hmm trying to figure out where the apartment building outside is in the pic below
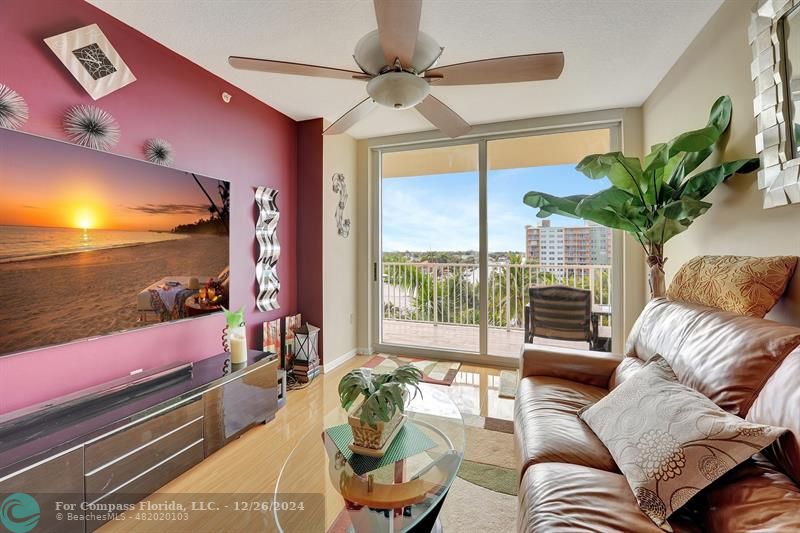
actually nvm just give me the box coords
[525,220,612,265]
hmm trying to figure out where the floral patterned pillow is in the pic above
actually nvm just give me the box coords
[666,255,797,318]
[578,355,785,531]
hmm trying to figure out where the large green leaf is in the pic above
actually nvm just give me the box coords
[662,197,711,220]
[574,188,642,232]
[706,95,733,132]
[644,210,693,245]
[644,96,733,175]
[644,126,721,173]
[523,192,585,218]
[680,158,760,199]
[577,153,647,198]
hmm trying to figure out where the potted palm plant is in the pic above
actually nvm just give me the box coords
[338,364,423,456]
[523,96,760,298]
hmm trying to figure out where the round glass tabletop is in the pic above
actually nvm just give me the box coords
[274,383,465,532]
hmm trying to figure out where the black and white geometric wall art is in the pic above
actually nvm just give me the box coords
[63,104,120,151]
[44,24,136,100]
[255,186,280,311]
[332,173,351,238]
[0,84,29,130]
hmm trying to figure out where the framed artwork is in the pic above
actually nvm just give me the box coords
[263,318,282,364]
[44,24,136,100]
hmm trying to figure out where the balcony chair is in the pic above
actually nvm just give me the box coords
[524,285,601,350]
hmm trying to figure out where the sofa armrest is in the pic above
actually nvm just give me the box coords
[519,343,623,388]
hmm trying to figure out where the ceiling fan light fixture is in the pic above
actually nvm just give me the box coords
[367,72,430,109]
[353,30,385,75]
[411,32,444,73]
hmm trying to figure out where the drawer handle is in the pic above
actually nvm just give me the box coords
[86,415,203,477]
[89,438,203,506]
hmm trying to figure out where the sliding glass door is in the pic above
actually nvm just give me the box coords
[379,143,480,353]
[374,125,620,363]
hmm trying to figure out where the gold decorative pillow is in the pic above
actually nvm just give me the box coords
[578,355,785,531]
[666,255,797,318]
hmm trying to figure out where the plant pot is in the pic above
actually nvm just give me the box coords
[348,408,405,455]
[347,390,409,455]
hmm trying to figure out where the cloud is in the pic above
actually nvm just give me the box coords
[128,203,210,215]
[22,205,40,209]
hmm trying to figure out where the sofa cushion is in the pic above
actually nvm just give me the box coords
[608,355,644,390]
[747,348,800,485]
[666,255,797,318]
[518,463,703,533]
[625,298,800,416]
[704,455,800,532]
[514,376,616,477]
[578,355,786,530]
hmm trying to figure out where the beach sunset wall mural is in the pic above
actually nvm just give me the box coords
[0,128,230,355]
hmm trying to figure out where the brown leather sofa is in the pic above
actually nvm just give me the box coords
[514,298,800,532]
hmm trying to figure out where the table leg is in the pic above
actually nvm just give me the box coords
[408,490,448,533]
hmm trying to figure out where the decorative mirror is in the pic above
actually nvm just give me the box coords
[750,0,800,208]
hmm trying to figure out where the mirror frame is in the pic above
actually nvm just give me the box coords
[750,0,800,208]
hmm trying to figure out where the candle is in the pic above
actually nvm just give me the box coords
[230,328,248,365]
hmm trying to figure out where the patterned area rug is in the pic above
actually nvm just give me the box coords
[363,354,461,386]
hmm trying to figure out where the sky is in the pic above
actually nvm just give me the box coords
[382,163,611,252]
[0,129,223,232]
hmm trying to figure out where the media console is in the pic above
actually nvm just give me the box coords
[0,350,278,532]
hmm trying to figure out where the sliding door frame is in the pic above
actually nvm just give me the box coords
[369,117,624,369]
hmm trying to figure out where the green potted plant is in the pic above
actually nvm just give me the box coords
[523,96,760,298]
[338,364,423,454]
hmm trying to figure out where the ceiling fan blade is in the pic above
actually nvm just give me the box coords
[426,52,565,85]
[324,98,379,135]
[415,95,471,138]
[228,56,363,80]
[373,0,422,67]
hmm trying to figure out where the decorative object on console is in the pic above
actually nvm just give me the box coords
[332,173,351,238]
[338,364,423,457]
[222,306,247,365]
[143,137,174,166]
[578,355,785,530]
[284,313,301,369]
[292,323,320,383]
[523,96,760,298]
[0,83,29,130]
[667,255,798,318]
[255,186,280,311]
[749,0,800,208]
[62,104,120,150]
[44,23,136,100]
[263,318,282,364]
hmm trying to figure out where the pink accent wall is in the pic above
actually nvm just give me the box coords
[0,0,298,414]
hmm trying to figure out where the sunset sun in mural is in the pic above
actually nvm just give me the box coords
[75,208,96,230]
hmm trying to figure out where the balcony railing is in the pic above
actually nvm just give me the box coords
[382,262,612,331]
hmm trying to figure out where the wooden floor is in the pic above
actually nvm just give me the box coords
[100,355,516,533]
[382,319,598,357]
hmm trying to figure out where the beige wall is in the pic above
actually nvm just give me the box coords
[642,0,800,325]
[322,131,360,363]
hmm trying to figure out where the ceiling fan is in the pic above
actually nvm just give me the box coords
[229,0,564,138]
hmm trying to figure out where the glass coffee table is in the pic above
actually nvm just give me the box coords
[274,384,465,532]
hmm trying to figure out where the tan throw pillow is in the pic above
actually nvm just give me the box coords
[578,355,785,531]
[666,255,797,318]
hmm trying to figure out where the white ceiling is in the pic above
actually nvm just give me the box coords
[88,0,723,139]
